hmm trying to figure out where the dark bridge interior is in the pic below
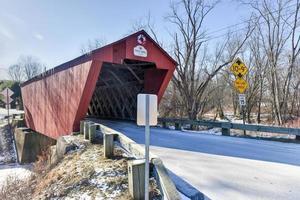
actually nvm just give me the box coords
[88,59,158,120]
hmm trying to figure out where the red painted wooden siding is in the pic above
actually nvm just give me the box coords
[21,30,177,139]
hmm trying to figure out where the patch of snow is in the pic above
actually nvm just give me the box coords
[0,108,24,116]
[0,164,32,188]
[65,192,93,200]
[182,127,222,136]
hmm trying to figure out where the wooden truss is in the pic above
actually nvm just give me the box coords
[88,61,155,120]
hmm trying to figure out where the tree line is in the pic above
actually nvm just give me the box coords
[8,0,300,126]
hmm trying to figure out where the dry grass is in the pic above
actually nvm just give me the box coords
[0,135,163,200]
[32,137,132,200]
[0,174,35,200]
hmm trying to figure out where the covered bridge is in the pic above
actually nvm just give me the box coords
[21,30,177,139]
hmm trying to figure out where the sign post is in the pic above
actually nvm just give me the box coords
[1,88,14,126]
[230,58,248,136]
[137,94,158,200]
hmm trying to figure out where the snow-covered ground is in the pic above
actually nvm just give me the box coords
[0,120,31,190]
[0,124,16,164]
[100,120,300,200]
[0,164,32,189]
[0,108,24,119]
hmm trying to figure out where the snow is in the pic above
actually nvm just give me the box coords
[0,108,24,119]
[0,124,16,164]
[0,164,32,189]
[182,127,222,136]
[99,120,300,200]
[0,120,30,190]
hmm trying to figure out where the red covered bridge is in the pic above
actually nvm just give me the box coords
[21,30,177,139]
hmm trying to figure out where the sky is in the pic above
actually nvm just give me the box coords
[0,0,249,80]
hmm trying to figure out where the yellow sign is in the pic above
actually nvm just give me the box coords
[230,58,248,78]
[234,78,248,93]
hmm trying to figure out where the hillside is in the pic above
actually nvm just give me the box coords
[0,134,161,200]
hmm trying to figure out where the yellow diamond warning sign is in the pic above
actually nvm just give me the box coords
[230,58,248,78]
[234,78,248,93]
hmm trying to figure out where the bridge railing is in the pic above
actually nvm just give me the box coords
[158,118,300,139]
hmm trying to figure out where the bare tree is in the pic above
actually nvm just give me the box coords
[8,64,23,83]
[248,30,268,123]
[20,56,43,80]
[168,0,254,121]
[281,0,300,118]
[129,13,163,47]
[80,38,107,55]
[247,0,299,124]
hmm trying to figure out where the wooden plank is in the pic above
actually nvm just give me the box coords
[152,158,181,200]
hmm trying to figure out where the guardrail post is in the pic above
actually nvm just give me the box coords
[128,159,145,200]
[104,133,115,158]
[80,121,85,134]
[175,122,181,130]
[84,121,92,140]
[162,122,167,129]
[89,124,97,144]
[221,128,230,136]
[221,122,231,136]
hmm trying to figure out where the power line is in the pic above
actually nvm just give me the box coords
[164,2,298,49]
[206,9,298,42]
[205,2,298,36]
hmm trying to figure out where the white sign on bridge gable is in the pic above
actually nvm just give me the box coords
[133,45,148,57]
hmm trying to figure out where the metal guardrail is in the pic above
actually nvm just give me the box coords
[83,120,182,200]
[158,118,300,137]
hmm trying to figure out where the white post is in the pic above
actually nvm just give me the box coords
[145,94,150,200]
[137,93,157,200]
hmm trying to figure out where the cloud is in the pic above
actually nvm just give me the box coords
[34,33,44,41]
[0,26,14,40]
[2,13,25,26]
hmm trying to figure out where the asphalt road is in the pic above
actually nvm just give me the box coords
[100,120,300,200]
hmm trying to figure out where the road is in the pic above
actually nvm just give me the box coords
[100,120,300,200]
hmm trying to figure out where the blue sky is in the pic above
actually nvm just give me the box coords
[0,0,249,79]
